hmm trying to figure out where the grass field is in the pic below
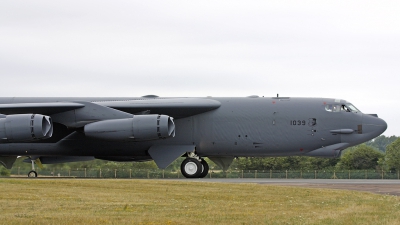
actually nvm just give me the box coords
[0,179,399,224]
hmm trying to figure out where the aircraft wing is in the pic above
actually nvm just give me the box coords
[0,98,221,119]
[96,98,221,119]
[0,102,85,115]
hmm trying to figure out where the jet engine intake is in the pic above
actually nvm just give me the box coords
[0,114,53,142]
[84,114,175,141]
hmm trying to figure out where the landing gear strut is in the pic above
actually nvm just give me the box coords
[180,153,209,178]
[28,159,38,178]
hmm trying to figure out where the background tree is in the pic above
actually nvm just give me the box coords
[235,157,300,170]
[385,138,400,171]
[298,157,339,170]
[337,144,384,170]
[366,135,398,152]
[234,156,338,171]
[0,167,10,176]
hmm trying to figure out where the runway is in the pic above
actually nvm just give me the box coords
[7,177,400,196]
[180,179,400,196]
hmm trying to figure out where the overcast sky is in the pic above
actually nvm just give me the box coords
[0,1,399,136]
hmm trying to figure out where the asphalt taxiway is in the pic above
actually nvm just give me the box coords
[182,179,400,196]
[7,177,400,196]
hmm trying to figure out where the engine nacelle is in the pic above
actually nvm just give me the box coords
[84,114,175,141]
[0,114,53,142]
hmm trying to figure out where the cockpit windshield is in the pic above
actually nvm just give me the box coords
[346,104,360,112]
[324,104,361,113]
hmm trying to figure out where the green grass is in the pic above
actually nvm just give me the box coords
[0,179,399,224]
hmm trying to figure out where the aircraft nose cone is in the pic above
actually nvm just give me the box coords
[362,115,387,136]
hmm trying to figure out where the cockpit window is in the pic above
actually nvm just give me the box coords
[325,104,341,112]
[346,104,360,112]
[341,105,351,112]
[325,104,361,113]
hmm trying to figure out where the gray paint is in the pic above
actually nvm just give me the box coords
[0,156,17,169]
[0,114,53,142]
[52,101,133,127]
[0,96,387,170]
[0,102,84,115]
[148,145,195,169]
[84,115,175,141]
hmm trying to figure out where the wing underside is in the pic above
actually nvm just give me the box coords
[0,102,84,115]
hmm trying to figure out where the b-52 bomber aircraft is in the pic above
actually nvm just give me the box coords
[0,96,387,178]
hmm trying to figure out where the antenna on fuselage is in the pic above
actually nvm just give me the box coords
[277,93,279,97]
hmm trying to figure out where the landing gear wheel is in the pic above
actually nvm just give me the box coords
[181,158,202,178]
[28,170,37,178]
[198,160,209,178]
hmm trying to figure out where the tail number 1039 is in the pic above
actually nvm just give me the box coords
[290,120,306,126]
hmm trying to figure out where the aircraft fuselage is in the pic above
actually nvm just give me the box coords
[0,97,386,160]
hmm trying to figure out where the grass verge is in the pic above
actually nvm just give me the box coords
[0,179,399,224]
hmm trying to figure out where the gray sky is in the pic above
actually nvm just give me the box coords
[0,1,399,136]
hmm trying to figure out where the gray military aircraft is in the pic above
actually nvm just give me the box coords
[0,96,387,178]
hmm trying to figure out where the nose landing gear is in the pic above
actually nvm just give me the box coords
[28,170,38,177]
[27,158,40,178]
[180,153,209,178]
[28,159,38,177]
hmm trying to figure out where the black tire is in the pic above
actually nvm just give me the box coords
[181,158,202,178]
[28,170,37,178]
[198,160,209,178]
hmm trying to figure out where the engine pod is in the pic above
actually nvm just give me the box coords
[133,114,175,139]
[0,114,53,142]
[84,114,175,141]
